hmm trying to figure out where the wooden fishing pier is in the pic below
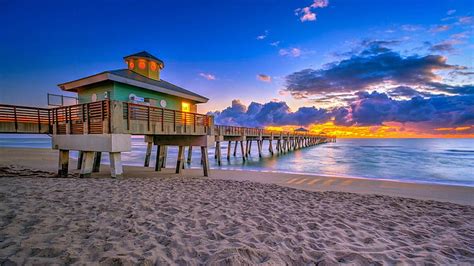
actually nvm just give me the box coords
[0,51,334,178]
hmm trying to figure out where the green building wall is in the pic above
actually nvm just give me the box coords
[77,83,113,104]
[77,82,197,112]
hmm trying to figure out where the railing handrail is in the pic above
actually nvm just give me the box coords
[0,103,51,111]
[214,124,323,137]
[0,100,333,138]
[125,101,209,118]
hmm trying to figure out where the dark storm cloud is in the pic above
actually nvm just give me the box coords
[208,100,330,127]
[428,83,474,95]
[285,45,462,98]
[388,86,427,98]
[333,91,474,126]
[211,91,474,128]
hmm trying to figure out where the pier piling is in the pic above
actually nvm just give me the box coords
[201,146,209,177]
[187,146,193,164]
[155,145,163,171]
[58,149,69,177]
[79,151,95,178]
[176,146,185,174]
[216,141,222,165]
[144,142,153,167]
[109,152,123,178]
[93,152,101,172]
[227,141,231,160]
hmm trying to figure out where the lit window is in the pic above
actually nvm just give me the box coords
[150,61,157,71]
[182,102,190,112]
[128,61,135,69]
[138,60,146,69]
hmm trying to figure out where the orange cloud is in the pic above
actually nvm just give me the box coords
[257,74,272,82]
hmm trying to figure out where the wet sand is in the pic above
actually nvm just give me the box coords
[0,148,473,264]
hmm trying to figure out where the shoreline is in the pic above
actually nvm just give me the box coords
[1,147,473,206]
[210,166,474,188]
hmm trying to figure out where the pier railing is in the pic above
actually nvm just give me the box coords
[122,102,211,135]
[0,100,213,135]
[50,100,110,134]
[0,101,330,138]
[0,104,51,133]
[214,125,321,137]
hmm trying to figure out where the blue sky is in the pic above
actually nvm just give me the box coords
[0,0,473,136]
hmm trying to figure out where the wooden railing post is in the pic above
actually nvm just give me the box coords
[173,110,176,132]
[68,106,72,134]
[107,100,111,133]
[37,109,41,133]
[184,112,187,133]
[127,103,131,131]
[194,113,196,133]
[13,106,18,132]
[48,109,52,134]
[161,109,164,132]
[55,109,59,134]
[87,103,91,134]
[147,105,150,131]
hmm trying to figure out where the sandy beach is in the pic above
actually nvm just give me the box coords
[1,148,473,265]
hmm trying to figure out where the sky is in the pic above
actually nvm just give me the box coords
[0,0,473,137]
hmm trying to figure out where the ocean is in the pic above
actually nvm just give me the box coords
[1,135,473,187]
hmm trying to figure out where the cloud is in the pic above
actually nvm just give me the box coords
[401,24,423,32]
[279,48,302,57]
[426,37,463,53]
[430,25,451,33]
[458,16,473,25]
[284,44,463,98]
[210,92,474,129]
[427,41,456,53]
[199,73,216,80]
[330,39,401,59]
[333,91,474,127]
[388,86,428,98]
[270,41,280,47]
[450,31,469,40]
[209,100,331,127]
[295,0,329,22]
[298,7,316,22]
[447,9,456,15]
[257,74,272,82]
[256,30,268,40]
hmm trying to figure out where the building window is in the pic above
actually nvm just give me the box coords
[182,102,190,112]
[150,61,157,71]
[138,60,146,69]
[128,61,134,69]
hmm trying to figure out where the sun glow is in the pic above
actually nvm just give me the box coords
[264,122,474,138]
